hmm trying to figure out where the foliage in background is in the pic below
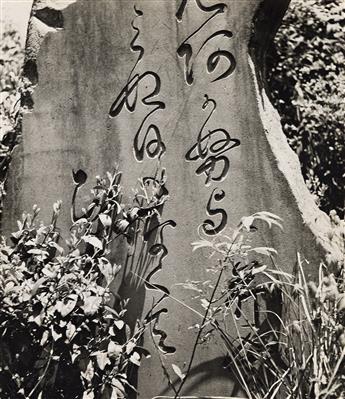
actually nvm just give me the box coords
[267,0,345,217]
[0,168,169,398]
[0,25,24,211]
[0,25,23,133]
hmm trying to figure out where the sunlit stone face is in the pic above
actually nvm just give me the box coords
[4,0,336,397]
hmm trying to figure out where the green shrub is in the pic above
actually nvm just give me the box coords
[267,0,345,217]
[0,169,168,398]
[0,25,24,211]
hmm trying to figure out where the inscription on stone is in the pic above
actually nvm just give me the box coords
[3,0,339,397]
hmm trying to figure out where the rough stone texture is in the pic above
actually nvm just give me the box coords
[3,0,342,397]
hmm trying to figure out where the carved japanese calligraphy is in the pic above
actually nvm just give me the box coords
[109,7,166,162]
[176,1,235,84]
[186,95,240,186]
[143,218,177,354]
[202,188,227,235]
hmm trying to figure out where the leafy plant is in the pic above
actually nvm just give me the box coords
[0,168,168,398]
[150,212,282,396]
[168,212,344,398]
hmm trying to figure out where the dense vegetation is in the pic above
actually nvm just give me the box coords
[0,169,164,398]
[0,26,24,211]
[267,0,345,217]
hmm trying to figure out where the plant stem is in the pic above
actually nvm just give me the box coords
[27,344,54,398]
[323,346,345,398]
[174,265,225,398]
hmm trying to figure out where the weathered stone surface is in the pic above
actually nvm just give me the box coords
[3,0,342,397]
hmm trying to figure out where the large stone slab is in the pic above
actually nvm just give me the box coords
[3,0,341,397]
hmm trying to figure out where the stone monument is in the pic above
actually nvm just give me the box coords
[3,0,341,397]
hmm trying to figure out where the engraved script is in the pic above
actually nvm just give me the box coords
[178,0,240,236]
[176,0,236,85]
[109,7,166,162]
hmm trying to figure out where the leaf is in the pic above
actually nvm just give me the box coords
[59,294,78,317]
[108,341,122,358]
[188,323,200,330]
[66,322,76,341]
[30,313,44,326]
[111,379,125,398]
[114,320,124,330]
[172,363,185,381]
[53,200,62,214]
[240,216,254,232]
[252,212,283,230]
[252,265,268,275]
[114,219,129,233]
[96,352,110,370]
[129,351,141,366]
[191,240,213,251]
[82,391,94,399]
[30,277,47,296]
[250,247,278,256]
[28,248,49,256]
[71,345,81,363]
[51,327,62,341]
[73,217,89,226]
[128,207,139,220]
[110,387,118,399]
[201,298,209,310]
[268,269,292,278]
[81,361,94,383]
[98,259,120,284]
[42,265,58,278]
[82,235,103,250]
[40,330,49,346]
[99,213,112,227]
[72,169,87,186]
[48,241,64,254]
[177,282,202,293]
[126,341,136,355]
[254,211,283,221]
